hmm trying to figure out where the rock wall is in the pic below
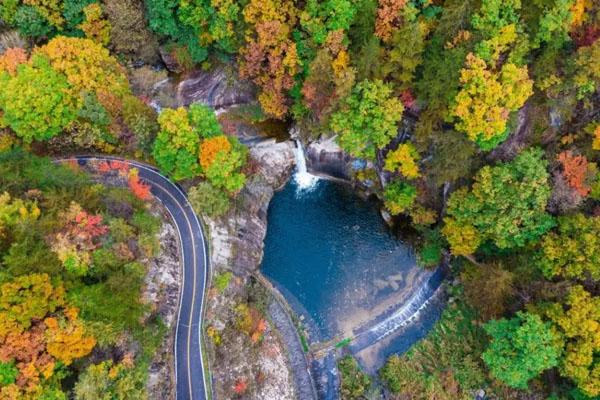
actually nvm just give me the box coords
[207,139,296,274]
[305,136,352,182]
[203,139,301,400]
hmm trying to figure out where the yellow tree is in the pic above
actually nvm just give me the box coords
[384,143,420,179]
[79,4,112,46]
[35,36,130,105]
[453,53,533,150]
[45,308,96,366]
[548,286,600,397]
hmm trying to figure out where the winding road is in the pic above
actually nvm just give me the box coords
[57,156,209,400]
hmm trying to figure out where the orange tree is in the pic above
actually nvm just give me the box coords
[153,103,247,189]
[0,274,95,398]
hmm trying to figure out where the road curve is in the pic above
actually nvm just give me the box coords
[56,156,209,400]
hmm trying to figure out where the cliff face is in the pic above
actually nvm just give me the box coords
[207,139,296,275]
[203,138,301,400]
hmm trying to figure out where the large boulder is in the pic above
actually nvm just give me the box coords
[177,66,256,109]
[305,136,352,182]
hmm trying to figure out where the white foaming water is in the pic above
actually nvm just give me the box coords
[364,276,441,343]
[294,140,319,193]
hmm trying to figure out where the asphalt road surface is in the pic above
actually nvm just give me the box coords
[57,156,209,400]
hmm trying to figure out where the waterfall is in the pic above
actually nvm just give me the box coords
[294,140,319,192]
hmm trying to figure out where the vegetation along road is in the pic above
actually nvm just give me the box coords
[59,156,210,400]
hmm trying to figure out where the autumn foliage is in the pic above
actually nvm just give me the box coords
[453,53,533,150]
[557,150,594,196]
[200,136,232,171]
[0,48,27,76]
[51,202,108,275]
[127,168,152,200]
[0,274,94,397]
[235,304,267,344]
[385,143,420,179]
[375,0,407,41]
[239,0,300,118]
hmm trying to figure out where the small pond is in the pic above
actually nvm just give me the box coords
[261,172,442,358]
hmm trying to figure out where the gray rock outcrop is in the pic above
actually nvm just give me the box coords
[305,136,352,182]
[177,66,257,109]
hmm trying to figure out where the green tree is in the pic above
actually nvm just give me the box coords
[532,0,574,49]
[330,80,404,160]
[188,182,231,218]
[380,5,427,91]
[442,148,554,255]
[74,360,146,400]
[471,0,521,39]
[538,214,600,281]
[300,0,356,46]
[188,103,224,139]
[482,311,562,389]
[0,55,78,142]
[203,138,247,193]
[152,107,201,180]
[0,361,18,386]
[145,0,207,62]
[383,181,416,215]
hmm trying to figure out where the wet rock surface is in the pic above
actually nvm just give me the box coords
[268,300,317,400]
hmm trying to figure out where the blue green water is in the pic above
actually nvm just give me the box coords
[261,178,432,341]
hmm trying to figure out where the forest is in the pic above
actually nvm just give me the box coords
[0,0,598,399]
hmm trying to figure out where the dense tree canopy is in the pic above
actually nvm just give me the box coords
[443,148,554,255]
[547,286,600,397]
[482,312,562,389]
[330,79,404,161]
[153,106,201,180]
[452,53,533,150]
[538,214,600,281]
[0,0,599,398]
[0,54,78,142]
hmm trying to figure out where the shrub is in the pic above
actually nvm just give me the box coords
[213,271,232,293]
[383,181,417,215]
[188,182,231,218]
[338,356,371,399]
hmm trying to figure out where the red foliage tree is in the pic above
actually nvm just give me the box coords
[233,377,248,394]
[557,151,593,196]
[127,168,151,200]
